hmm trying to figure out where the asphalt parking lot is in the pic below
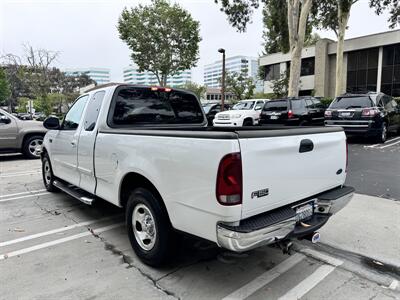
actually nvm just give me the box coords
[0,141,399,300]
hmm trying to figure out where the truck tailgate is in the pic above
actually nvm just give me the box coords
[239,130,347,219]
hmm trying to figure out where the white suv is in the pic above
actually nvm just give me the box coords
[213,99,267,127]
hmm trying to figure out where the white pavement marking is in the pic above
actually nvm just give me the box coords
[0,189,46,199]
[0,223,123,260]
[0,192,50,202]
[277,264,336,300]
[222,253,305,300]
[364,137,400,149]
[299,248,344,267]
[388,279,399,291]
[0,215,121,247]
[0,170,41,178]
[378,140,400,149]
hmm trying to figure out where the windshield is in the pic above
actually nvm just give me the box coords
[263,100,288,111]
[202,104,213,114]
[232,101,255,110]
[330,96,373,109]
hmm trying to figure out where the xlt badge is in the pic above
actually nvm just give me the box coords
[251,188,269,199]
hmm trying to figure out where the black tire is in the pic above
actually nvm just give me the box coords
[126,188,176,267]
[23,135,44,159]
[42,153,59,192]
[376,122,388,143]
[243,119,253,126]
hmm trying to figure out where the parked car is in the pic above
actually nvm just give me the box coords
[33,112,46,121]
[16,113,33,120]
[259,97,326,126]
[202,102,230,126]
[213,99,267,126]
[324,92,400,143]
[41,84,353,266]
[0,108,47,158]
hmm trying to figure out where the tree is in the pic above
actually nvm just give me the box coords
[0,68,11,107]
[216,0,313,97]
[369,0,400,28]
[271,70,289,98]
[222,70,256,100]
[118,0,201,86]
[177,81,206,99]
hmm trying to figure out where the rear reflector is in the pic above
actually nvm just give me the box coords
[288,110,293,119]
[216,153,242,205]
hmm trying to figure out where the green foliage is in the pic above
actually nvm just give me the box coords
[271,70,289,98]
[223,70,256,100]
[177,81,206,99]
[320,97,334,107]
[369,0,400,28]
[252,92,275,99]
[16,97,30,113]
[118,0,201,86]
[0,68,11,106]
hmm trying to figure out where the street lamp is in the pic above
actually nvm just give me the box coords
[218,48,226,111]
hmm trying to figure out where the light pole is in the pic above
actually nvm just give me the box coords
[218,48,226,111]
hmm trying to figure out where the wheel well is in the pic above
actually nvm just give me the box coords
[243,117,253,124]
[119,173,169,217]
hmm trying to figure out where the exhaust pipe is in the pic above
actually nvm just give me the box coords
[304,232,321,244]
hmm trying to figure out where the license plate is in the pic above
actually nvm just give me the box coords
[295,203,314,222]
[270,116,278,120]
[341,112,351,117]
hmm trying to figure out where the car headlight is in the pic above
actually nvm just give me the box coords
[232,114,242,119]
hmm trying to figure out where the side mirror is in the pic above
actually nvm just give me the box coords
[0,115,11,124]
[43,116,60,130]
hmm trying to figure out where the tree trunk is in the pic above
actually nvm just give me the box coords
[287,0,312,97]
[335,5,351,97]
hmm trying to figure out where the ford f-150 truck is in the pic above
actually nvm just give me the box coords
[41,84,354,266]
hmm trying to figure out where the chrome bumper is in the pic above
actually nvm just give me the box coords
[216,187,354,252]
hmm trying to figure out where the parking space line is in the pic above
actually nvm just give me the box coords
[0,171,41,178]
[222,253,305,300]
[0,223,123,261]
[388,279,399,291]
[0,189,46,199]
[277,264,336,300]
[364,137,400,149]
[0,215,121,247]
[378,140,400,149]
[0,192,50,202]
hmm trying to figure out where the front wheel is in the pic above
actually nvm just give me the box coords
[42,154,59,192]
[243,119,253,126]
[126,188,176,266]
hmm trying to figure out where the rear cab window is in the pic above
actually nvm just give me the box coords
[330,96,373,109]
[109,87,205,126]
[263,100,288,112]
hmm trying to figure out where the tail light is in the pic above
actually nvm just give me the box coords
[324,110,332,117]
[288,110,293,119]
[216,153,242,205]
[150,87,172,92]
[361,108,379,117]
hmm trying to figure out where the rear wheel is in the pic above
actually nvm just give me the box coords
[126,188,176,266]
[23,135,43,159]
[376,122,387,143]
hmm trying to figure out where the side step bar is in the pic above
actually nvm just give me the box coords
[53,180,95,205]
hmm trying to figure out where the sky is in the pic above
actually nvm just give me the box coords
[0,0,396,84]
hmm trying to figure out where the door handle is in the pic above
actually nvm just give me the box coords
[299,139,314,153]
[71,141,77,147]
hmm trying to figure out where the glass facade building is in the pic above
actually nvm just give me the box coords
[64,68,110,85]
[123,64,192,87]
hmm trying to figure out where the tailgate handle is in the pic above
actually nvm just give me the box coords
[299,139,314,153]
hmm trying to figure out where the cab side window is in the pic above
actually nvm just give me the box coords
[62,95,89,130]
[84,91,105,131]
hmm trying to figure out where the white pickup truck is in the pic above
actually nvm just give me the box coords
[41,84,354,266]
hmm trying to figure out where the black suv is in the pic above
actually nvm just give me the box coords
[259,97,326,126]
[324,92,400,143]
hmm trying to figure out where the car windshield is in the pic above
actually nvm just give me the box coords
[232,101,255,110]
[330,96,373,109]
[263,100,288,111]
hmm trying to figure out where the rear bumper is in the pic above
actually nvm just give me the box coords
[216,186,354,252]
[324,120,381,135]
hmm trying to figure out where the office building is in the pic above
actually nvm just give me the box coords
[64,68,111,85]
